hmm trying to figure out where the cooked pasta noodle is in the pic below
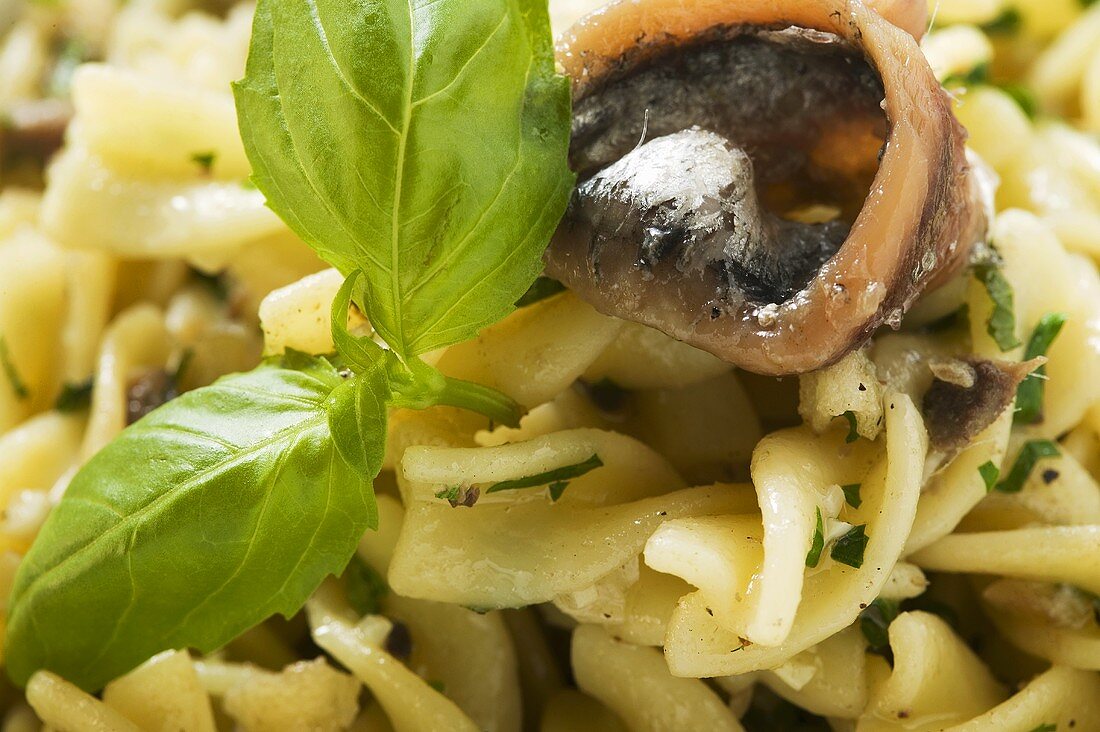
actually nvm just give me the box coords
[0,0,1098,729]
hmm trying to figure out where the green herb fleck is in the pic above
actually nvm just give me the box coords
[434,484,479,508]
[427,679,446,694]
[996,440,1061,493]
[982,7,1022,34]
[974,262,1022,351]
[487,454,603,494]
[55,379,94,413]
[805,508,825,568]
[516,277,565,307]
[344,555,387,616]
[0,336,28,400]
[548,481,569,502]
[841,483,862,509]
[1027,725,1056,732]
[190,151,217,174]
[978,460,1000,492]
[837,411,859,443]
[830,525,869,568]
[943,62,990,88]
[860,598,900,655]
[999,83,1039,119]
[1015,313,1068,425]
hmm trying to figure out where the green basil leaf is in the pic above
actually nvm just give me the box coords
[805,508,824,569]
[5,356,381,691]
[1014,312,1068,425]
[330,271,385,374]
[233,0,574,359]
[830,524,869,568]
[995,439,1061,493]
[516,276,566,308]
[326,367,390,479]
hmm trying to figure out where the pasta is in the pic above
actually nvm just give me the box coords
[0,0,1098,729]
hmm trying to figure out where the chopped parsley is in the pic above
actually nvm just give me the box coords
[943,63,990,88]
[548,481,568,502]
[515,276,565,307]
[805,508,825,568]
[0,336,28,400]
[830,525,869,568]
[978,460,1000,492]
[841,483,862,509]
[55,378,94,412]
[344,555,387,616]
[995,440,1061,493]
[860,598,900,656]
[1015,313,1068,425]
[1000,83,1039,119]
[974,262,1022,351]
[982,7,1022,34]
[486,454,603,494]
[837,411,859,443]
[190,151,217,174]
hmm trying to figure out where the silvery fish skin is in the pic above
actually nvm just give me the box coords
[549,0,988,376]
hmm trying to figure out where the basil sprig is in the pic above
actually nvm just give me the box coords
[6,0,573,690]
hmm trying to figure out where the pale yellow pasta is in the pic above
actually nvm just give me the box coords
[26,670,141,732]
[904,409,1011,554]
[856,612,1006,731]
[260,268,348,357]
[798,347,884,441]
[626,372,762,484]
[582,321,729,390]
[0,21,46,106]
[0,228,67,431]
[754,625,869,720]
[946,666,1100,731]
[41,144,284,260]
[571,625,744,732]
[662,394,926,677]
[911,527,1100,595]
[953,87,1033,170]
[2,0,1100,725]
[306,582,479,732]
[961,447,1100,529]
[221,657,361,732]
[102,650,216,732]
[539,689,627,732]
[436,292,623,408]
[979,211,1100,437]
[921,25,993,82]
[81,304,173,458]
[71,63,250,180]
[382,596,522,732]
[1030,3,1100,115]
[60,251,117,383]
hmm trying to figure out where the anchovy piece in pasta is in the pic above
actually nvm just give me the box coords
[549,0,989,375]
